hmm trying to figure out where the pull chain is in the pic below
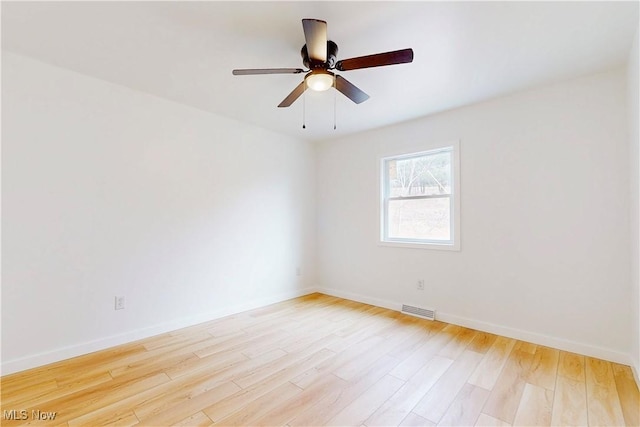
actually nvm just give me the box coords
[302,88,306,129]
[333,75,337,130]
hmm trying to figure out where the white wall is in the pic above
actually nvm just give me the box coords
[1,52,316,374]
[316,68,631,363]
[628,26,640,381]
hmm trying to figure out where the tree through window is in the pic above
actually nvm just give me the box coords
[381,145,459,248]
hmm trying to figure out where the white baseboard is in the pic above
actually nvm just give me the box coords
[317,287,634,367]
[1,287,317,376]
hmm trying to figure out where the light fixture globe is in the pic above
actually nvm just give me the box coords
[305,71,334,92]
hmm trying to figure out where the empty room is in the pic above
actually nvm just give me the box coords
[1,1,639,426]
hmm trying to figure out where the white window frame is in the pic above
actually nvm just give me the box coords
[379,141,460,251]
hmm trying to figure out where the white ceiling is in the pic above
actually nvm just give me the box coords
[2,1,638,142]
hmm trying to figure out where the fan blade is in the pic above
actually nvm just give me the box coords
[335,48,414,71]
[233,68,305,75]
[302,19,327,63]
[334,75,369,104]
[278,81,307,108]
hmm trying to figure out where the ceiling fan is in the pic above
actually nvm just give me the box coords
[232,19,414,108]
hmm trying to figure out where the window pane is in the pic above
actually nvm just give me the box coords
[388,151,451,198]
[387,197,451,241]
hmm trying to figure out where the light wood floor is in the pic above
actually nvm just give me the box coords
[1,293,638,426]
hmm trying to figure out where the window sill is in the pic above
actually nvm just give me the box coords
[378,240,460,251]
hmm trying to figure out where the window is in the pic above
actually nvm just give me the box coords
[380,142,460,250]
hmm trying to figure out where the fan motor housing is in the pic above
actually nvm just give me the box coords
[301,40,338,69]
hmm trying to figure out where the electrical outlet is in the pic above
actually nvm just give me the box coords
[417,280,425,291]
[115,296,125,310]
[296,267,301,277]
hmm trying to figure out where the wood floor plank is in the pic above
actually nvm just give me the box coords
[515,341,538,355]
[324,315,398,355]
[288,355,400,426]
[333,322,425,382]
[97,335,215,382]
[0,379,59,406]
[467,332,498,355]
[482,348,534,424]
[110,351,200,380]
[214,381,303,426]
[171,411,213,427]
[325,335,386,381]
[297,333,382,383]
[390,323,462,381]
[98,411,139,426]
[239,329,294,358]
[167,346,243,378]
[1,344,146,395]
[475,413,512,426]
[557,351,586,382]
[437,383,490,427]
[611,363,640,427]
[525,346,559,390]
[204,315,258,338]
[233,346,335,390]
[10,342,145,377]
[512,383,553,426]
[130,369,242,421]
[142,332,195,351]
[69,367,227,425]
[162,346,249,380]
[193,329,284,360]
[333,306,390,338]
[250,373,348,426]
[25,372,172,425]
[203,348,336,423]
[72,409,139,427]
[412,350,484,423]
[135,380,240,426]
[280,313,350,353]
[327,374,405,426]
[365,356,453,426]
[386,321,446,360]
[399,412,437,426]
[437,327,479,360]
[113,332,213,369]
[468,336,516,390]
[585,357,626,427]
[2,293,637,427]
[550,375,587,426]
[282,325,337,354]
